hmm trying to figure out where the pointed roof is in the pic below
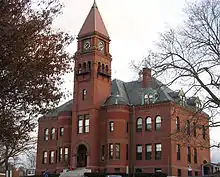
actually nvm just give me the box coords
[78,1,109,38]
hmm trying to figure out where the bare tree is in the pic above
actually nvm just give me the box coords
[132,0,220,147]
[0,0,73,167]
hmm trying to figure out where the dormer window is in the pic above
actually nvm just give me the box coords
[82,89,87,100]
[178,89,185,106]
[149,94,154,103]
[180,95,186,106]
[144,93,156,104]
[144,94,148,104]
[195,98,202,110]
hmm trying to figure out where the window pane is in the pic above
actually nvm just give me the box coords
[146,145,152,152]
[44,129,49,141]
[64,148,68,162]
[78,116,83,134]
[109,121,114,132]
[146,117,152,131]
[156,144,161,151]
[136,145,142,160]
[109,144,113,159]
[59,147,63,162]
[137,146,142,152]
[136,118,142,132]
[85,118,89,133]
[51,128,55,140]
[115,144,120,160]
[60,127,64,136]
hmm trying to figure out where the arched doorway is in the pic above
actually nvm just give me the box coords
[77,144,87,167]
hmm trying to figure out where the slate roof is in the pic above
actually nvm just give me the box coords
[78,1,109,38]
[44,78,200,117]
[44,99,73,117]
[104,78,175,106]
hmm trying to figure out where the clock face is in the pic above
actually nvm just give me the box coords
[98,40,105,51]
[83,40,91,50]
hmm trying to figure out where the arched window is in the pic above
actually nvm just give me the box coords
[176,117,180,131]
[88,61,91,71]
[98,62,101,71]
[44,128,49,141]
[106,65,109,73]
[155,116,161,130]
[136,117,142,132]
[51,128,55,140]
[145,117,152,131]
[102,63,105,72]
[83,62,86,71]
[78,63,82,73]
[186,120,190,135]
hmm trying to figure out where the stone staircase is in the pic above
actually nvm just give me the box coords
[59,168,91,177]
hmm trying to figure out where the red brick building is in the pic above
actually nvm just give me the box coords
[36,1,210,176]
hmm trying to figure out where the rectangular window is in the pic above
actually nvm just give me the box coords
[176,144,181,160]
[187,147,191,163]
[176,117,180,131]
[126,121,128,133]
[42,151,47,164]
[136,144,142,160]
[109,121,114,132]
[44,129,49,141]
[101,145,105,161]
[82,89,87,100]
[84,115,90,133]
[194,148,197,164]
[155,143,162,160]
[78,115,83,134]
[195,171,198,176]
[64,147,69,162]
[135,168,142,173]
[115,143,120,160]
[50,151,55,164]
[59,147,63,162]
[60,127,64,136]
[155,168,162,173]
[109,144,113,159]
[126,144,128,160]
[145,144,152,160]
[115,168,120,173]
[51,128,55,140]
[178,169,181,176]
[188,171,192,176]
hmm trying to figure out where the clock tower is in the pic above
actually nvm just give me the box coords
[71,1,112,170]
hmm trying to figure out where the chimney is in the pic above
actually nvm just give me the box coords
[142,67,151,88]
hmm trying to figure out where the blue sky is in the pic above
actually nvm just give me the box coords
[52,0,220,162]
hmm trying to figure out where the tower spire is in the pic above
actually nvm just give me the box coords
[78,1,109,38]
[93,0,97,8]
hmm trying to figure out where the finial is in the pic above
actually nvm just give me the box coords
[93,0,97,8]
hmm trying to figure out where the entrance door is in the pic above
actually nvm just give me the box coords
[77,144,87,167]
